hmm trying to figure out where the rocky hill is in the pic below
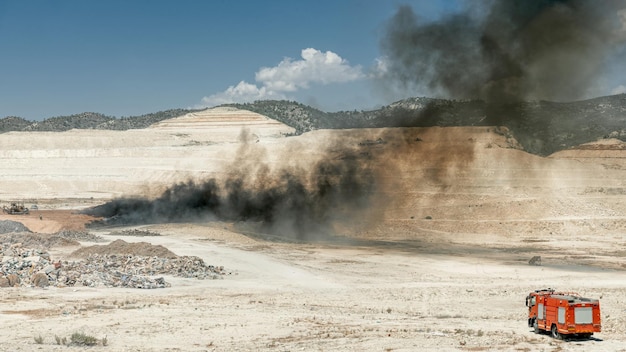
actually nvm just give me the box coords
[230,94,626,156]
[2,94,626,156]
[0,109,200,133]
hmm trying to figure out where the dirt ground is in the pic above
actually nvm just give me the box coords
[0,109,625,351]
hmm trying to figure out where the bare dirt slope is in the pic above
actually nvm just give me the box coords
[0,107,294,201]
[0,110,625,351]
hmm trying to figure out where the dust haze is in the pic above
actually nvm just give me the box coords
[84,127,475,240]
[85,130,392,240]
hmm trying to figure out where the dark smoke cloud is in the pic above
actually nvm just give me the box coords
[381,0,626,104]
[84,126,476,241]
[85,130,386,240]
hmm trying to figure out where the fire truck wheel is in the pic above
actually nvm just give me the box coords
[533,320,539,334]
[550,324,561,339]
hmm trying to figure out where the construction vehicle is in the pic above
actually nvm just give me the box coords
[2,202,30,215]
[526,288,601,339]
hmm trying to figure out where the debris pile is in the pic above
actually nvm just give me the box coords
[0,243,53,287]
[0,232,79,249]
[0,231,104,252]
[0,220,31,234]
[61,254,226,288]
[56,230,106,242]
[71,239,177,258]
[108,229,161,237]
[0,239,226,289]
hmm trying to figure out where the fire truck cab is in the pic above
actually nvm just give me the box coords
[526,288,601,339]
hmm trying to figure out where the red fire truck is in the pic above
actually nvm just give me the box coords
[526,288,601,339]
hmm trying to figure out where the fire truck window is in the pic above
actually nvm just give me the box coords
[575,307,593,324]
[558,307,566,324]
[530,297,536,306]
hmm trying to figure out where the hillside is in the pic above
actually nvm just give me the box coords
[2,94,626,156]
[230,94,626,156]
[0,109,200,133]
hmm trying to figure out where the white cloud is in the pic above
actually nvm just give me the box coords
[611,84,626,95]
[198,81,286,107]
[255,48,365,91]
[197,48,365,108]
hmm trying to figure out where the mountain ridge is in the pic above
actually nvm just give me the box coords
[228,94,626,156]
[2,94,625,156]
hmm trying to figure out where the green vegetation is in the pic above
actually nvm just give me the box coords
[36,331,106,347]
[229,94,626,156]
[70,331,99,346]
[0,108,201,133]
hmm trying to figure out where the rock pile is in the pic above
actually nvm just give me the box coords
[0,232,79,250]
[0,220,31,234]
[71,239,177,258]
[108,229,161,237]
[1,239,227,289]
[61,254,226,288]
[55,230,106,242]
[0,230,104,251]
[1,243,54,287]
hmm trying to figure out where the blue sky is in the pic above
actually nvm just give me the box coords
[0,0,625,120]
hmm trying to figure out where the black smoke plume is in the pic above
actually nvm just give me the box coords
[84,131,386,240]
[381,0,625,104]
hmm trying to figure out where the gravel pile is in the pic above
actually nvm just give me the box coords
[55,230,106,242]
[0,233,79,249]
[63,254,226,288]
[0,220,31,234]
[0,240,227,289]
[71,239,177,259]
[108,229,161,237]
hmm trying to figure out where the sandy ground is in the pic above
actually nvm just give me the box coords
[0,108,625,351]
